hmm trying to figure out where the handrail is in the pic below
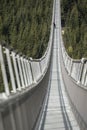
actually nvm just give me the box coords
[0,1,55,130]
[61,35,87,87]
[61,40,87,62]
[0,1,55,98]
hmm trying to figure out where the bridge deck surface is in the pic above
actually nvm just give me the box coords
[43,0,80,130]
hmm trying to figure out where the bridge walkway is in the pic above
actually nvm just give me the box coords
[43,0,80,130]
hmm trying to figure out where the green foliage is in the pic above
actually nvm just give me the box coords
[0,0,53,92]
[0,0,53,58]
[61,0,87,59]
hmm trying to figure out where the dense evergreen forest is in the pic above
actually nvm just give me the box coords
[61,0,87,59]
[0,0,53,58]
[0,0,53,92]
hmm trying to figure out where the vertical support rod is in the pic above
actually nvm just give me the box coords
[77,63,83,84]
[23,59,29,86]
[28,61,33,85]
[69,59,73,76]
[39,61,42,75]
[0,45,10,96]
[21,57,27,87]
[5,48,16,93]
[25,60,30,86]
[11,52,21,91]
[16,55,25,89]
[29,61,35,83]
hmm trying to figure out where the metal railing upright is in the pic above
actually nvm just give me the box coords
[61,36,87,88]
[0,0,55,99]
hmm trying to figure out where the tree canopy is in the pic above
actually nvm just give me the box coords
[0,0,53,92]
[61,0,87,59]
[0,0,53,58]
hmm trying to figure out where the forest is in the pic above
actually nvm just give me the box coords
[61,0,87,59]
[0,0,53,58]
[0,0,53,92]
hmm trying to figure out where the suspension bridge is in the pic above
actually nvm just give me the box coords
[0,0,87,130]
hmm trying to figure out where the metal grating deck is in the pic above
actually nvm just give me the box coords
[43,0,81,129]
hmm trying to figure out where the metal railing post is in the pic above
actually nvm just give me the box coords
[81,59,87,86]
[11,52,21,91]
[23,59,29,86]
[5,48,16,93]
[27,61,33,85]
[0,45,10,96]
[29,60,35,83]
[69,59,73,76]
[16,55,25,89]
[25,59,30,86]
[20,57,28,87]
[39,61,42,74]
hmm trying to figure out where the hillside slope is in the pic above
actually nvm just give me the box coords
[0,0,53,58]
[61,0,87,59]
[0,0,53,92]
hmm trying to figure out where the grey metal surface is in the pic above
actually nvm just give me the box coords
[61,46,87,129]
[0,0,54,96]
[0,1,55,130]
[0,0,86,129]
[43,0,80,129]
